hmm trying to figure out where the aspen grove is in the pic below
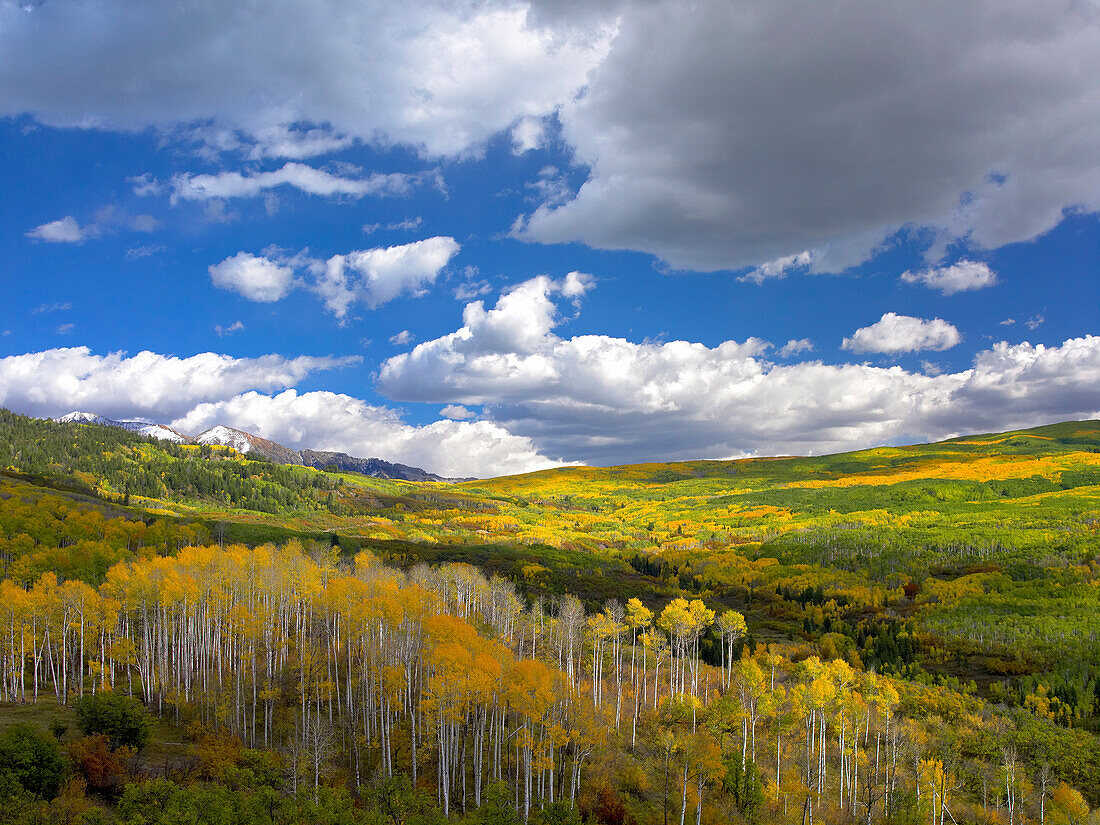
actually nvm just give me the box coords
[0,538,1093,825]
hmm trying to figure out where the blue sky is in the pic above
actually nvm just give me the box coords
[0,0,1098,477]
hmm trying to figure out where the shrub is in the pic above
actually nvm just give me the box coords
[74,692,152,750]
[66,734,134,796]
[0,723,67,800]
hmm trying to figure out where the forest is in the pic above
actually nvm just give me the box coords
[0,409,1097,825]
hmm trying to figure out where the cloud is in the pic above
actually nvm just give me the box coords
[441,404,475,420]
[455,280,493,301]
[33,302,72,315]
[209,253,297,303]
[164,162,424,203]
[128,214,159,233]
[0,1,611,159]
[55,323,75,335]
[389,330,414,346]
[742,251,814,284]
[26,216,87,243]
[387,217,423,232]
[524,165,574,208]
[0,347,355,422]
[312,236,461,318]
[242,125,353,160]
[202,200,239,224]
[377,278,1100,465]
[514,0,1100,274]
[170,389,560,478]
[777,338,814,358]
[125,244,167,260]
[208,237,460,318]
[26,208,160,244]
[0,344,553,476]
[842,313,961,354]
[214,321,245,337]
[560,271,595,300]
[1026,313,1045,331]
[901,260,997,295]
[511,116,546,153]
[8,2,1100,276]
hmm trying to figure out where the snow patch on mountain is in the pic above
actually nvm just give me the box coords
[194,424,254,454]
[54,410,447,480]
[56,411,187,443]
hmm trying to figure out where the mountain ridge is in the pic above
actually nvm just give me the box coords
[55,411,448,482]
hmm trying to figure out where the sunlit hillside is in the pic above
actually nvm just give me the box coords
[1,409,1098,823]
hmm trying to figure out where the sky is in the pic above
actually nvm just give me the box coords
[1,0,1098,478]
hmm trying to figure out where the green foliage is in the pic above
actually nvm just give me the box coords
[724,758,764,822]
[885,790,923,825]
[74,693,152,751]
[366,776,448,825]
[0,408,342,517]
[463,783,520,825]
[529,802,583,825]
[0,723,67,800]
[116,778,373,824]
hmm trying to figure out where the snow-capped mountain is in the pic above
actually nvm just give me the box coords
[56,411,188,443]
[55,411,447,481]
[194,425,305,465]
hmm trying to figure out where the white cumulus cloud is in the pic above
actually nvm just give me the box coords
[378,278,1100,465]
[312,236,462,318]
[208,237,460,318]
[209,253,297,303]
[26,216,88,243]
[171,390,561,478]
[511,116,546,154]
[0,347,355,423]
[901,260,998,295]
[842,313,961,354]
[777,339,814,358]
[440,404,475,420]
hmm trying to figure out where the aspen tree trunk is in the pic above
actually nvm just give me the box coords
[777,728,782,803]
[680,762,689,825]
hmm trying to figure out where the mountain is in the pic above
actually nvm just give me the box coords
[191,430,447,481]
[57,411,188,443]
[194,424,305,465]
[298,449,445,482]
[56,411,446,481]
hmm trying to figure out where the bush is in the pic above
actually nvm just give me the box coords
[0,723,67,800]
[74,692,152,750]
[531,801,583,825]
[466,783,521,825]
[66,734,135,796]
